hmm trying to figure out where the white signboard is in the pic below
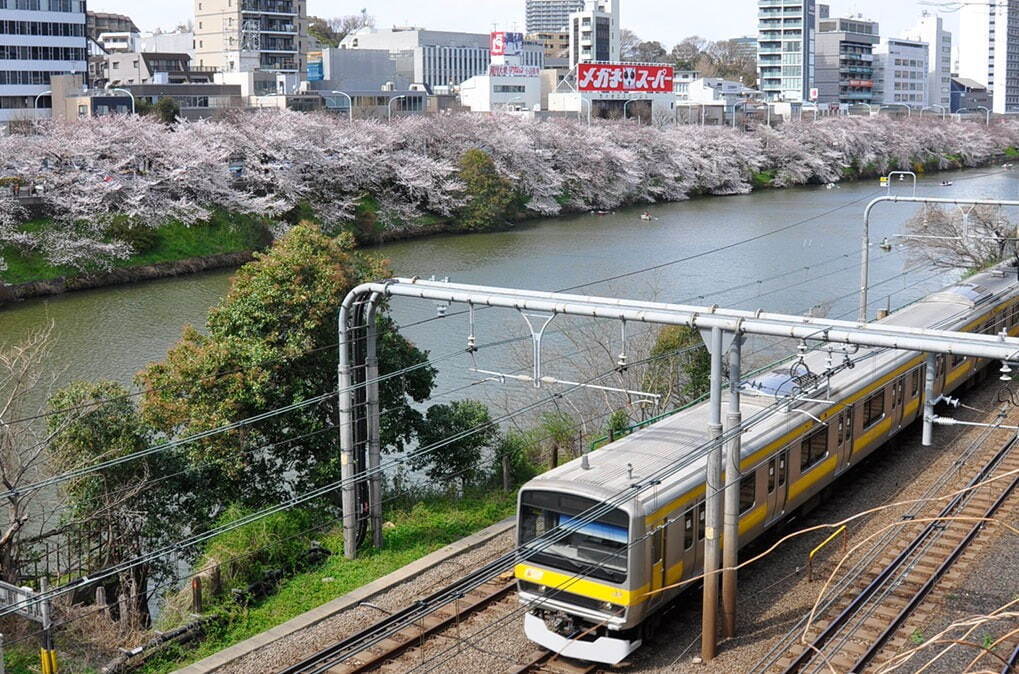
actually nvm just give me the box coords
[489,64,540,78]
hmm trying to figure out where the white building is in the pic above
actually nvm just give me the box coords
[873,37,929,108]
[959,0,1019,114]
[568,0,619,69]
[526,0,585,33]
[757,0,816,102]
[0,0,87,125]
[96,31,138,53]
[459,32,542,114]
[905,12,952,111]
[678,77,763,111]
[340,27,543,90]
[139,31,195,56]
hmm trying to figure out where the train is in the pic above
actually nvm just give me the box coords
[514,264,1019,664]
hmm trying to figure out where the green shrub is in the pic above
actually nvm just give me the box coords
[751,170,775,189]
[107,218,160,254]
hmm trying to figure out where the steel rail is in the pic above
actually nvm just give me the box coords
[848,460,1019,672]
[779,435,1019,674]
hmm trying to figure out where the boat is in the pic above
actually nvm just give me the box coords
[940,180,954,187]
[640,212,653,221]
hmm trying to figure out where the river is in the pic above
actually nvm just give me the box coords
[2,167,1017,414]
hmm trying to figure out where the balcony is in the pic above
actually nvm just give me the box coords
[242,1,296,15]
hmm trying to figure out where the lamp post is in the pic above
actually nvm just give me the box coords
[879,103,911,118]
[33,90,52,110]
[326,91,353,121]
[105,86,136,114]
[921,104,947,119]
[958,106,991,125]
[387,94,407,122]
[579,96,592,125]
[623,97,641,122]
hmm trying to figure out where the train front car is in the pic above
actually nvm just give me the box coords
[514,483,645,664]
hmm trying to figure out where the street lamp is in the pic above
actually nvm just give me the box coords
[579,97,592,125]
[958,106,991,125]
[105,86,136,114]
[325,90,353,121]
[921,104,947,119]
[33,90,52,110]
[387,94,407,122]
[623,97,641,122]
[879,104,911,118]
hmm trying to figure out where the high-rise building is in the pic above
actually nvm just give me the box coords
[1,0,88,125]
[568,0,619,68]
[86,11,139,42]
[959,0,1019,113]
[873,37,929,108]
[905,12,952,110]
[526,0,585,34]
[815,14,879,106]
[194,0,310,76]
[757,0,816,102]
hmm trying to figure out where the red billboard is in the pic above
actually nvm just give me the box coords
[577,63,674,93]
[490,32,524,57]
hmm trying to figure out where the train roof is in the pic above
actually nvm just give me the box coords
[522,264,1019,518]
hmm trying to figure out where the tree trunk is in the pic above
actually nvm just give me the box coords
[501,454,511,491]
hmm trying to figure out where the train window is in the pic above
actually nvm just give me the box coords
[936,355,944,377]
[778,455,787,487]
[911,369,921,397]
[697,502,706,541]
[843,410,853,445]
[862,392,885,429]
[684,510,694,550]
[768,460,776,494]
[801,427,828,472]
[739,474,756,514]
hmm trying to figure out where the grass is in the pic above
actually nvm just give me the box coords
[0,212,269,285]
[751,170,776,189]
[139,491,516,673]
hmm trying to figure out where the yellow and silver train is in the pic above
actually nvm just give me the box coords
[515,265,1019,663]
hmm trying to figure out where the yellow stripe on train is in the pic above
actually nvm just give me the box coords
[515,564,649,606]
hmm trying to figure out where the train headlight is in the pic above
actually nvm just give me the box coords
[601,601,625,616]
[538,585,547,594]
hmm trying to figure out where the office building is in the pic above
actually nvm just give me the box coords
[873,37,928,108]
[757,0,816,102]
[815,14,879,105]
[950,77,991,113]
[194,0,310,76]
[732,36,758,60]
[959,0,1019,113]
[526,0,585,33]
[568,0,620,68]
[86,11,138,42]
[528,30,569,58]
[98,52,217,87]
[1,0,88,124]
[905,12,951,110]
[339,28,543,89]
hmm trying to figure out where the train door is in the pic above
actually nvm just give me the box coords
[765,452,788,524]
[680,502,706,575]
[833,405,854,474]
[649,525,667,604]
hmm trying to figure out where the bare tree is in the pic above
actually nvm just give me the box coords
[619,29,641,62]
[901,205,1018,272]
[309,12,375,47]
[0,325,65,584]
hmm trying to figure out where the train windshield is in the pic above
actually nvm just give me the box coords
[518,491,628,584]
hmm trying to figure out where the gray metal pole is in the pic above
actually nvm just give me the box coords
[721,334,742,638]
[366,294,383,549]
[922,352,937,446]
[859,202,871,322]
[338,297,358,559]
[701,326,724,662]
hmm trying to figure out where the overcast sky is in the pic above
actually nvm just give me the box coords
[94,0,961,45]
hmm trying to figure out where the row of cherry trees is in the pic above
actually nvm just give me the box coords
[2,112,1018,273]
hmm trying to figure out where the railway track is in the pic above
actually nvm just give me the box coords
[756,429,1019,674]
[501,648,598,673]
[277,575,515,674]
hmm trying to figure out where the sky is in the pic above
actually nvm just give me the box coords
[93,0,962,46]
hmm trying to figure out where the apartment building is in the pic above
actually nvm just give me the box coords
[873,37,928,108]
[815,14,879,105]
[568,0,619,68]
[525,0,585,33]
[194,0,309,76]
[959,0,1019,113]
[0,0,87,124]
[757,0,816,102]
[905,12,952,110]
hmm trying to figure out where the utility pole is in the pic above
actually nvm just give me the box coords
[701,326,725,662]
[722,334,743,638]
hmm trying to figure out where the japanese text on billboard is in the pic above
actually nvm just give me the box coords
[489,64,540,78]
[577,64,674,93]
[491,32,524,57]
